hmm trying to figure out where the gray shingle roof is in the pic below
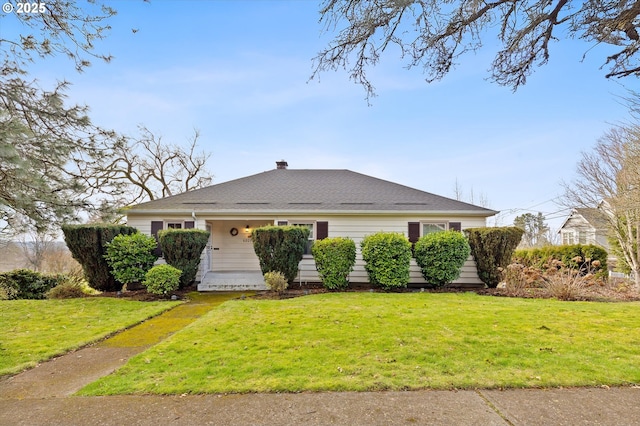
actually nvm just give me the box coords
[127,169,497,216]
[574,208,609,230]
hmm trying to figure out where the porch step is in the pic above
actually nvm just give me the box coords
[198,282,267,291]
[198,271,267,292]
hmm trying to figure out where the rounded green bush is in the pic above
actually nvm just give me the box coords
[312,237,356,291]
[104,232,158,286]
[144,264,181,296]
[361,232,412,290]
[414,231,471,287]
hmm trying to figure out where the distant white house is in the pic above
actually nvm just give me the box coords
[126,161,498,289]
[558,208,610,248]
[558,207,629,276]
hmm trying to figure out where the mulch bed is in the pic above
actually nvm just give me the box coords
[96,280,640,303]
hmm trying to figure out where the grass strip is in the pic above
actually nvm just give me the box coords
[79,292,640,395]
[0,298,179,376]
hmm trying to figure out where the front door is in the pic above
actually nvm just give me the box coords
[209,220,268,272]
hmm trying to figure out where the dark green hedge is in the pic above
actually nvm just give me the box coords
[0,269,62,300]
[252,225,310,284]
[513,244,608,278]
[464,227,524,288]
[158,229,210,288]
[62,224,136,292]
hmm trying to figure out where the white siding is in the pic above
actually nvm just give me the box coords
[293,215,485,285]
[128,213,488,285]
[210,220,271,271]
[561,215,610,250]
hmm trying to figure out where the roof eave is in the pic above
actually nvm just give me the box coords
[126,208,498,217]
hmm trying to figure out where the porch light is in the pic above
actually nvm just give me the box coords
[244,225,250,233]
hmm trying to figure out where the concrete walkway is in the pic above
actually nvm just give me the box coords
[2,294,640,425]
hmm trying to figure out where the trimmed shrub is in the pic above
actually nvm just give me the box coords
[158,229,210,288]
[104,233,159,286]
[0,269,61,300]
[264,271,288,294]
[312,237,356,291]
[62,224,137,292]
[513,244,608,279]
[414,231,471,287]
[252,225,310,284]
[361,232,412,290]
[144,264,181,296]
[464,227,524,288]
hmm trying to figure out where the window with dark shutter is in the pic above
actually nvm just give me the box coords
[449,222,462,232]
[316,221,328,240]
[151,221,164,257]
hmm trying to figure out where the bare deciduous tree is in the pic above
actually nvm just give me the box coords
[451,178,491,208]
[313,0,640,99]
[563,124,640,289]
[85,126,214,221]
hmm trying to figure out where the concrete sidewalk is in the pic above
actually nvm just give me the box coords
[2,293,640,425]
[2,384,640,425]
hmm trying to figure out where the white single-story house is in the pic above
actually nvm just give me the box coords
[126,161,498,290]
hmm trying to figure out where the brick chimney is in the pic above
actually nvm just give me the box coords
[276,160,288,170]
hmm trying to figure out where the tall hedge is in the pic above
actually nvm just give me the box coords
[158,229,210,288]
[62,224,136,292]
[361,232,412,290]
[252,225,310,284]
[414,231,470,287]
[463,227,524,288]
[312,237,356,291]
[513,244,608,278]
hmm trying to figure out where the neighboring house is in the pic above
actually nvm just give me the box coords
[558,208,610,249]
[126,161,498,290]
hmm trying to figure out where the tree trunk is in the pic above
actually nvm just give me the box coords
[634,268,640,292]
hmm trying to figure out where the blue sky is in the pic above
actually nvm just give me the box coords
[3,0,638,232]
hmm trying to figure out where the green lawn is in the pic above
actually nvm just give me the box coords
[0,298,180,376]
[79,292,640,395]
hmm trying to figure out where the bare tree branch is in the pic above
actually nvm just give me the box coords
[314,0,640,99]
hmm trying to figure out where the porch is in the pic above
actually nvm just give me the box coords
[198,270,267,291]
